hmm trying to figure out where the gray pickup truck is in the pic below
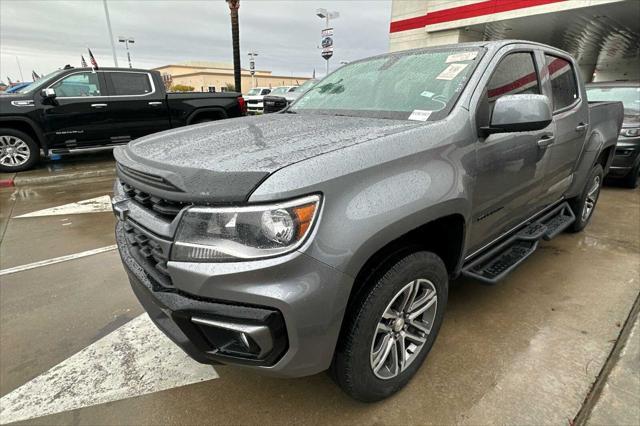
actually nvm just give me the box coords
[112,40,623,402]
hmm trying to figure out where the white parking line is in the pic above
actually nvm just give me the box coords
[0,245,117,277]
[0,314,219,424]
[14,195,113,218]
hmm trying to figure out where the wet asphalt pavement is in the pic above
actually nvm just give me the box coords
[0,159,638,425]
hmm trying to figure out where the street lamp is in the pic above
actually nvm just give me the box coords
[316,8,339,76]
[248,51,258,89]
[118,36,135,68]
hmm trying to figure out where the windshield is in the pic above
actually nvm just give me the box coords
[247,88,262,95]
[17,69,66,94]
[296,79,317,93]
[290,48,481,120]
[587,86,640,116]
[270,86,291,95]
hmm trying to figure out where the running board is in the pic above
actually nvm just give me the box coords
[462,202,575,284]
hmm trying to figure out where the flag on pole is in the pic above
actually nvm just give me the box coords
[312,68,316,79]
[7,76,12,85]
[31,70,40,80]
[87,48,99,71]
[81,55,88,68]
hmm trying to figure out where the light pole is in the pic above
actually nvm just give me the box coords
[316,8,339,76]
[118,36,135,68]
[226,0,242,93]
[248,51,258,89]
[102,0,119,67]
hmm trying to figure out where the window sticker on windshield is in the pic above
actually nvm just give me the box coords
[445,52,477,63]
[408,110,432,121]
[420,90,435,98]
[436,63,468,81]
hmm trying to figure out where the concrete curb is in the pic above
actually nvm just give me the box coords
[12,168,116,187]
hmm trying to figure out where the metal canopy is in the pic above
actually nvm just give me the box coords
[465,1,640,81]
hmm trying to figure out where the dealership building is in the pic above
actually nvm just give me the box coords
[389,0,640,82]
[153,61,309,94]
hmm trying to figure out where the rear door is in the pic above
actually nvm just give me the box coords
[42,71,110,148]
[468,47,553,252]
[102,71,170,142]
[537,52,588,203]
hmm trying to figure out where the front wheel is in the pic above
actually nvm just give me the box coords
[330,251,448,402]
[0,129,40,173]
[568,163,604,233]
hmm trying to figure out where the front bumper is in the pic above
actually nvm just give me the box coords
[116,221,353,377]
[607,136,640,178]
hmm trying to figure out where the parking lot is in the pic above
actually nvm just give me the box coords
[0,157,638,425]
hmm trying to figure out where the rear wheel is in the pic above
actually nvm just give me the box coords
[568,164,603,233]
[0,129,40,173]
[330,251,448,402]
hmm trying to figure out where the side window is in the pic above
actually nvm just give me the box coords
[487,52,540,103]
[545,54,579,111]
[51,72,102,97]
[261,89,271,95]
[477,52,540,128]
[108,72,152,96]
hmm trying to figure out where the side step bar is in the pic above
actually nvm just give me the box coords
[462,202,575,284]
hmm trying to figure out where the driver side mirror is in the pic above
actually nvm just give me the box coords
[41,88,56,100]
[482,94,552,135]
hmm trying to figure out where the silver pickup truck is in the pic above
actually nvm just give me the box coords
[112,40,623,402]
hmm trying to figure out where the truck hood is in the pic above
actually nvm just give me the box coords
[115,113,420,203]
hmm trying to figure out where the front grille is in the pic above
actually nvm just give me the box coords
[121,181,190,219]
[123,221,173,289]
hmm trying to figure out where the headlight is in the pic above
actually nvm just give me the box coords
[171,195,321,262]
[621,128,640,137]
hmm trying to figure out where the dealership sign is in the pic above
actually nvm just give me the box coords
[321,28,334,60]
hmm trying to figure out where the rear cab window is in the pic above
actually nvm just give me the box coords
[107,72,153,96]
[544,54,579,112]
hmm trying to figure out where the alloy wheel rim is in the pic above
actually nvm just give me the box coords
[0,136,31,167]
[370,278,437,380]
[582,175,601,222]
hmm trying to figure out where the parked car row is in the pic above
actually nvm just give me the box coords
[263,79,318,114]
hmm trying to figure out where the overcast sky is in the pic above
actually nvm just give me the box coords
[0,0,392,83]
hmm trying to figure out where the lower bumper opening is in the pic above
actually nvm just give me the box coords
[172,310,288,366]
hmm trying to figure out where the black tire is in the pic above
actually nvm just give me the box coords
[568,164,604,233]
[330,251,448,402]
[621,162,640,189]
[0,128,40,173]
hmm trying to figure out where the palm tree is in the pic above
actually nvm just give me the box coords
[226,0,241,93]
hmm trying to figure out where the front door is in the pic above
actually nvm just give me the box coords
[468,49,552,252]
[102,71,170,142]
[42,71,110,148]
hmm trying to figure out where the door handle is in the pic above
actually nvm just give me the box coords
[148,101,162,106]
[575,122,588,132]
[91,103,107,108]
[537,135,555,148]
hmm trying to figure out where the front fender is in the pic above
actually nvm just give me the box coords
[0,116,47,150]
[249,113,474,277]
